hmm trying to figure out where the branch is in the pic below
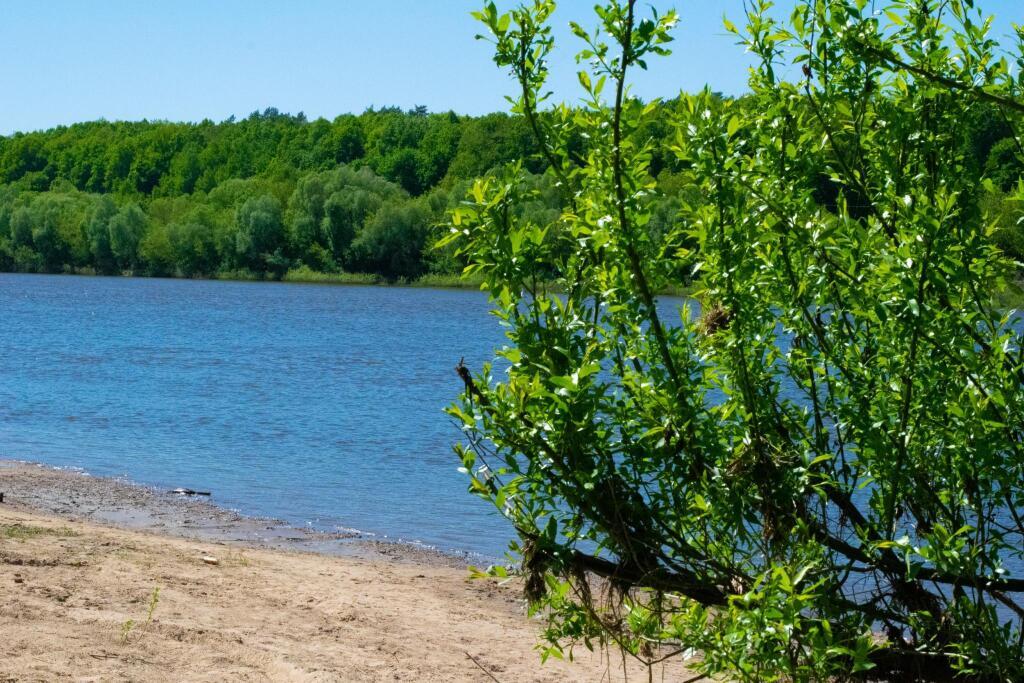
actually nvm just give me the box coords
[855,42,1024,115]
[808,517,1024,594]
[455,357,489,406]
[609,0,687,405]
[568,548,728,607]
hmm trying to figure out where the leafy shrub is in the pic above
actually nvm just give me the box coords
[448,1,1024,680]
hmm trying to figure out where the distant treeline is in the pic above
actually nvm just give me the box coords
[0,103,1021,282]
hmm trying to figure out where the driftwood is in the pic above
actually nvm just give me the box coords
[169,488,211,496]
[464,652,502,683]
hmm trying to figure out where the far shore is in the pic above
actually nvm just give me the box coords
[0,268,698,298]
[0,267,486,291]
[0,460,696,681]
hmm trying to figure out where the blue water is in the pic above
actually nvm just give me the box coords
[0,273,518,557]
[3,272,1021,594]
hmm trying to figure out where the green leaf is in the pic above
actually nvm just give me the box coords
[727,115,741,138]
[497,12,511,34]
[885,10,905,26]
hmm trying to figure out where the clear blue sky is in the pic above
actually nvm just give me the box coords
[0,1,1018,135]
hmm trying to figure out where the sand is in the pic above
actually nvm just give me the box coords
[0,462,694,682]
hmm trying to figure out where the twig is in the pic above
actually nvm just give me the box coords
[856,42,1024,114]
[643,647,686,665]
[464,651,502,683]
[455,357,489,406]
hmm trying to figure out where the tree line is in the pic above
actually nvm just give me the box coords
[0,96,1021,283]
[0,107,544,281]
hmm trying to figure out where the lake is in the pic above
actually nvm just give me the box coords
[0,273,524,558]
[5,273,1020,579]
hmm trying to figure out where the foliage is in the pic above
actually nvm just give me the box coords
[0,107,546,281]
[0,81,1019,285]
[280,265,384,285]
[981,182,1024,264]
[348,198,432,279]
[447,1,1024,681]
[985,138,1024,192]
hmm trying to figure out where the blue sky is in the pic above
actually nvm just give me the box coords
[0,1,1018,134]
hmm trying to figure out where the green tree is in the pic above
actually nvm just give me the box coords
[286,173,329,263]
[447,1,1024,681]
[139,222,175,276]
[445,112,539,181]
[167,219,219,277]
[10,194,80,272]
[980,184,1024,263]
[349,198,431,279]
[234,194,285,272]
[0,187,17,269]
[379,147,422,195]
[415,112,463,189]
[108,202,147,272]
[985,137,1024,191]
[8,205,39,271]
[86,195,118,274]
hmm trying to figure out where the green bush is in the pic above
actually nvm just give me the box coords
[448,1,1024,680]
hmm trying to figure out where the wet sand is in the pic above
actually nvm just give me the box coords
[0,460,467,566]
[0,461,694,681]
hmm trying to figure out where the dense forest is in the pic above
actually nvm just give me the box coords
[0,102,1021,283]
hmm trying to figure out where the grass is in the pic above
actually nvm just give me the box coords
[121,586,161,645]
[280,266,487,289]
[33,266,699,297]
[281,266,385,285]
[222,550,253,567]
[1,523,79,540]
[405,272,486,289]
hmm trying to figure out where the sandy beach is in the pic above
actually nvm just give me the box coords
[0,461,693,682]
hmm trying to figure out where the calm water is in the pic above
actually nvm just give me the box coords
[3,273,1020,582]
[0,273,518,557]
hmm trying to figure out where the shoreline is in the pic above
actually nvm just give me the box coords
[0,459,691,681]
[0,269,698,298]
[0,268,487,292]
[0,460,481,568]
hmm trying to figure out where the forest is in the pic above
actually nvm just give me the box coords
[0,99,1021,284]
